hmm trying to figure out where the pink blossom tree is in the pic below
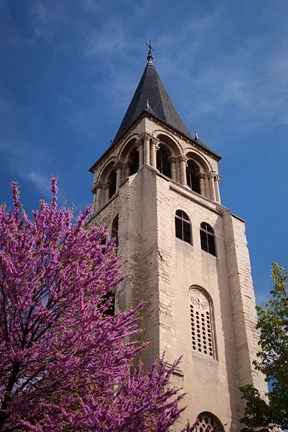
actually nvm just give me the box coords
[0,180,219,432]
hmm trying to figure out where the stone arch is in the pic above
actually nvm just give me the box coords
[189,285,217,359]
[98,158,118,184]
[118,136,139,163]
[98,159,118,200]
[156,132,182,158]
[185,151,212,196]
[194,411,224,431]
[185,150,211,173]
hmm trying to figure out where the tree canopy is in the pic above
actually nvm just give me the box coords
[0,180,189,432]
[241,263,288,431]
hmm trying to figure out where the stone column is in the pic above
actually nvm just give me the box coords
[137,141,144,168]
[204,174,210,198]
[179,156,187,186]
[199,172,206,197]
[208,172,216,201]
[150,138,158,169]
[115,163,122,191]
[214,174,221,203]
[169,156,177,181]
[104,182,110,203]
[143,133,150,166]
[122,161,129,181]
[91,181,102,212]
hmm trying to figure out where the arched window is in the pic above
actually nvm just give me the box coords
[157,147,171,178]
[128,148,139,175]
[111,214,119,251]
[108,170,117,198]
[194,412,224,432]
[200,222,216,256]
[175,210,192,244]
[186,160,200,193]
[189,287,216,359]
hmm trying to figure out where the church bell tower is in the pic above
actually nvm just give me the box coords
[89,47,267,431]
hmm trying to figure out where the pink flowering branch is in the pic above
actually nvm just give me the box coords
[1,180,193,432]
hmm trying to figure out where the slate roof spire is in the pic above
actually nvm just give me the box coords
[113,46,192,144]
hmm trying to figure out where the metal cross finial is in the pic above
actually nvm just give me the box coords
[146,40,154,64]
[146,40,154,52]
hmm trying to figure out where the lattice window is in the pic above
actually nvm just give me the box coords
[186,160,200,193]
[190,288,216,359]
[194,412,224,432]
[175,210,192,244]
[128,148,139,175]
[200,222,216,256]
[157,147,171,178]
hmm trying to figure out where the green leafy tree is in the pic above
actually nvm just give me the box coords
[241,263,288,431]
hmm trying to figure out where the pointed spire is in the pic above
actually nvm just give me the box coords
[113,49,193,144]
[146,40,154,65]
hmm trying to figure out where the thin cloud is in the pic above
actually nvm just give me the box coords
[85,17,127,57]
[26,171,51,197]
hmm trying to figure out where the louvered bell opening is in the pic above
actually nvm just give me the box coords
[183,221,191,243]
[157,148,171,178]
[129,148,139,175]
[200,230,209,252]
[109,171,117,198]
[186,163,200,193]
[175,217,183,239]
[208,234,216,256]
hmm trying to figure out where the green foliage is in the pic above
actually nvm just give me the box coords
[240,263,288,431]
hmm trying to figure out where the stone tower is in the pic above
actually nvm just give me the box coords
[89,49,266,431]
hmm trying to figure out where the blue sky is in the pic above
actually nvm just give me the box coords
[1,0,288,303]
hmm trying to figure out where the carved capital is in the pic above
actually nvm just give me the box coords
[168,155,177,164]
[136,139,143,149]
[143,132,151,142]
[208,171,217,179]
[198,171,206,180]
[114,161,122,170]
[91,181,102,193]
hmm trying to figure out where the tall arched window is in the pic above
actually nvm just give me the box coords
[189,287,216,359]
[175,210,192,244]
[157,147,171,178]
[108,170,117,198]
[200,222,216,256]
[128,148,139,175]
[186,160,200,193]
[111,214,119,251]
[194,412,224,432]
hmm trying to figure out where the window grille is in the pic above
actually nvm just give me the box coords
[194,412,224,432]
[190,288,215,359]
[186,160,200,193]
[157,147,171,178]
[175,210,192,244]
[200,222,216,256]
[129,148,139,175]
